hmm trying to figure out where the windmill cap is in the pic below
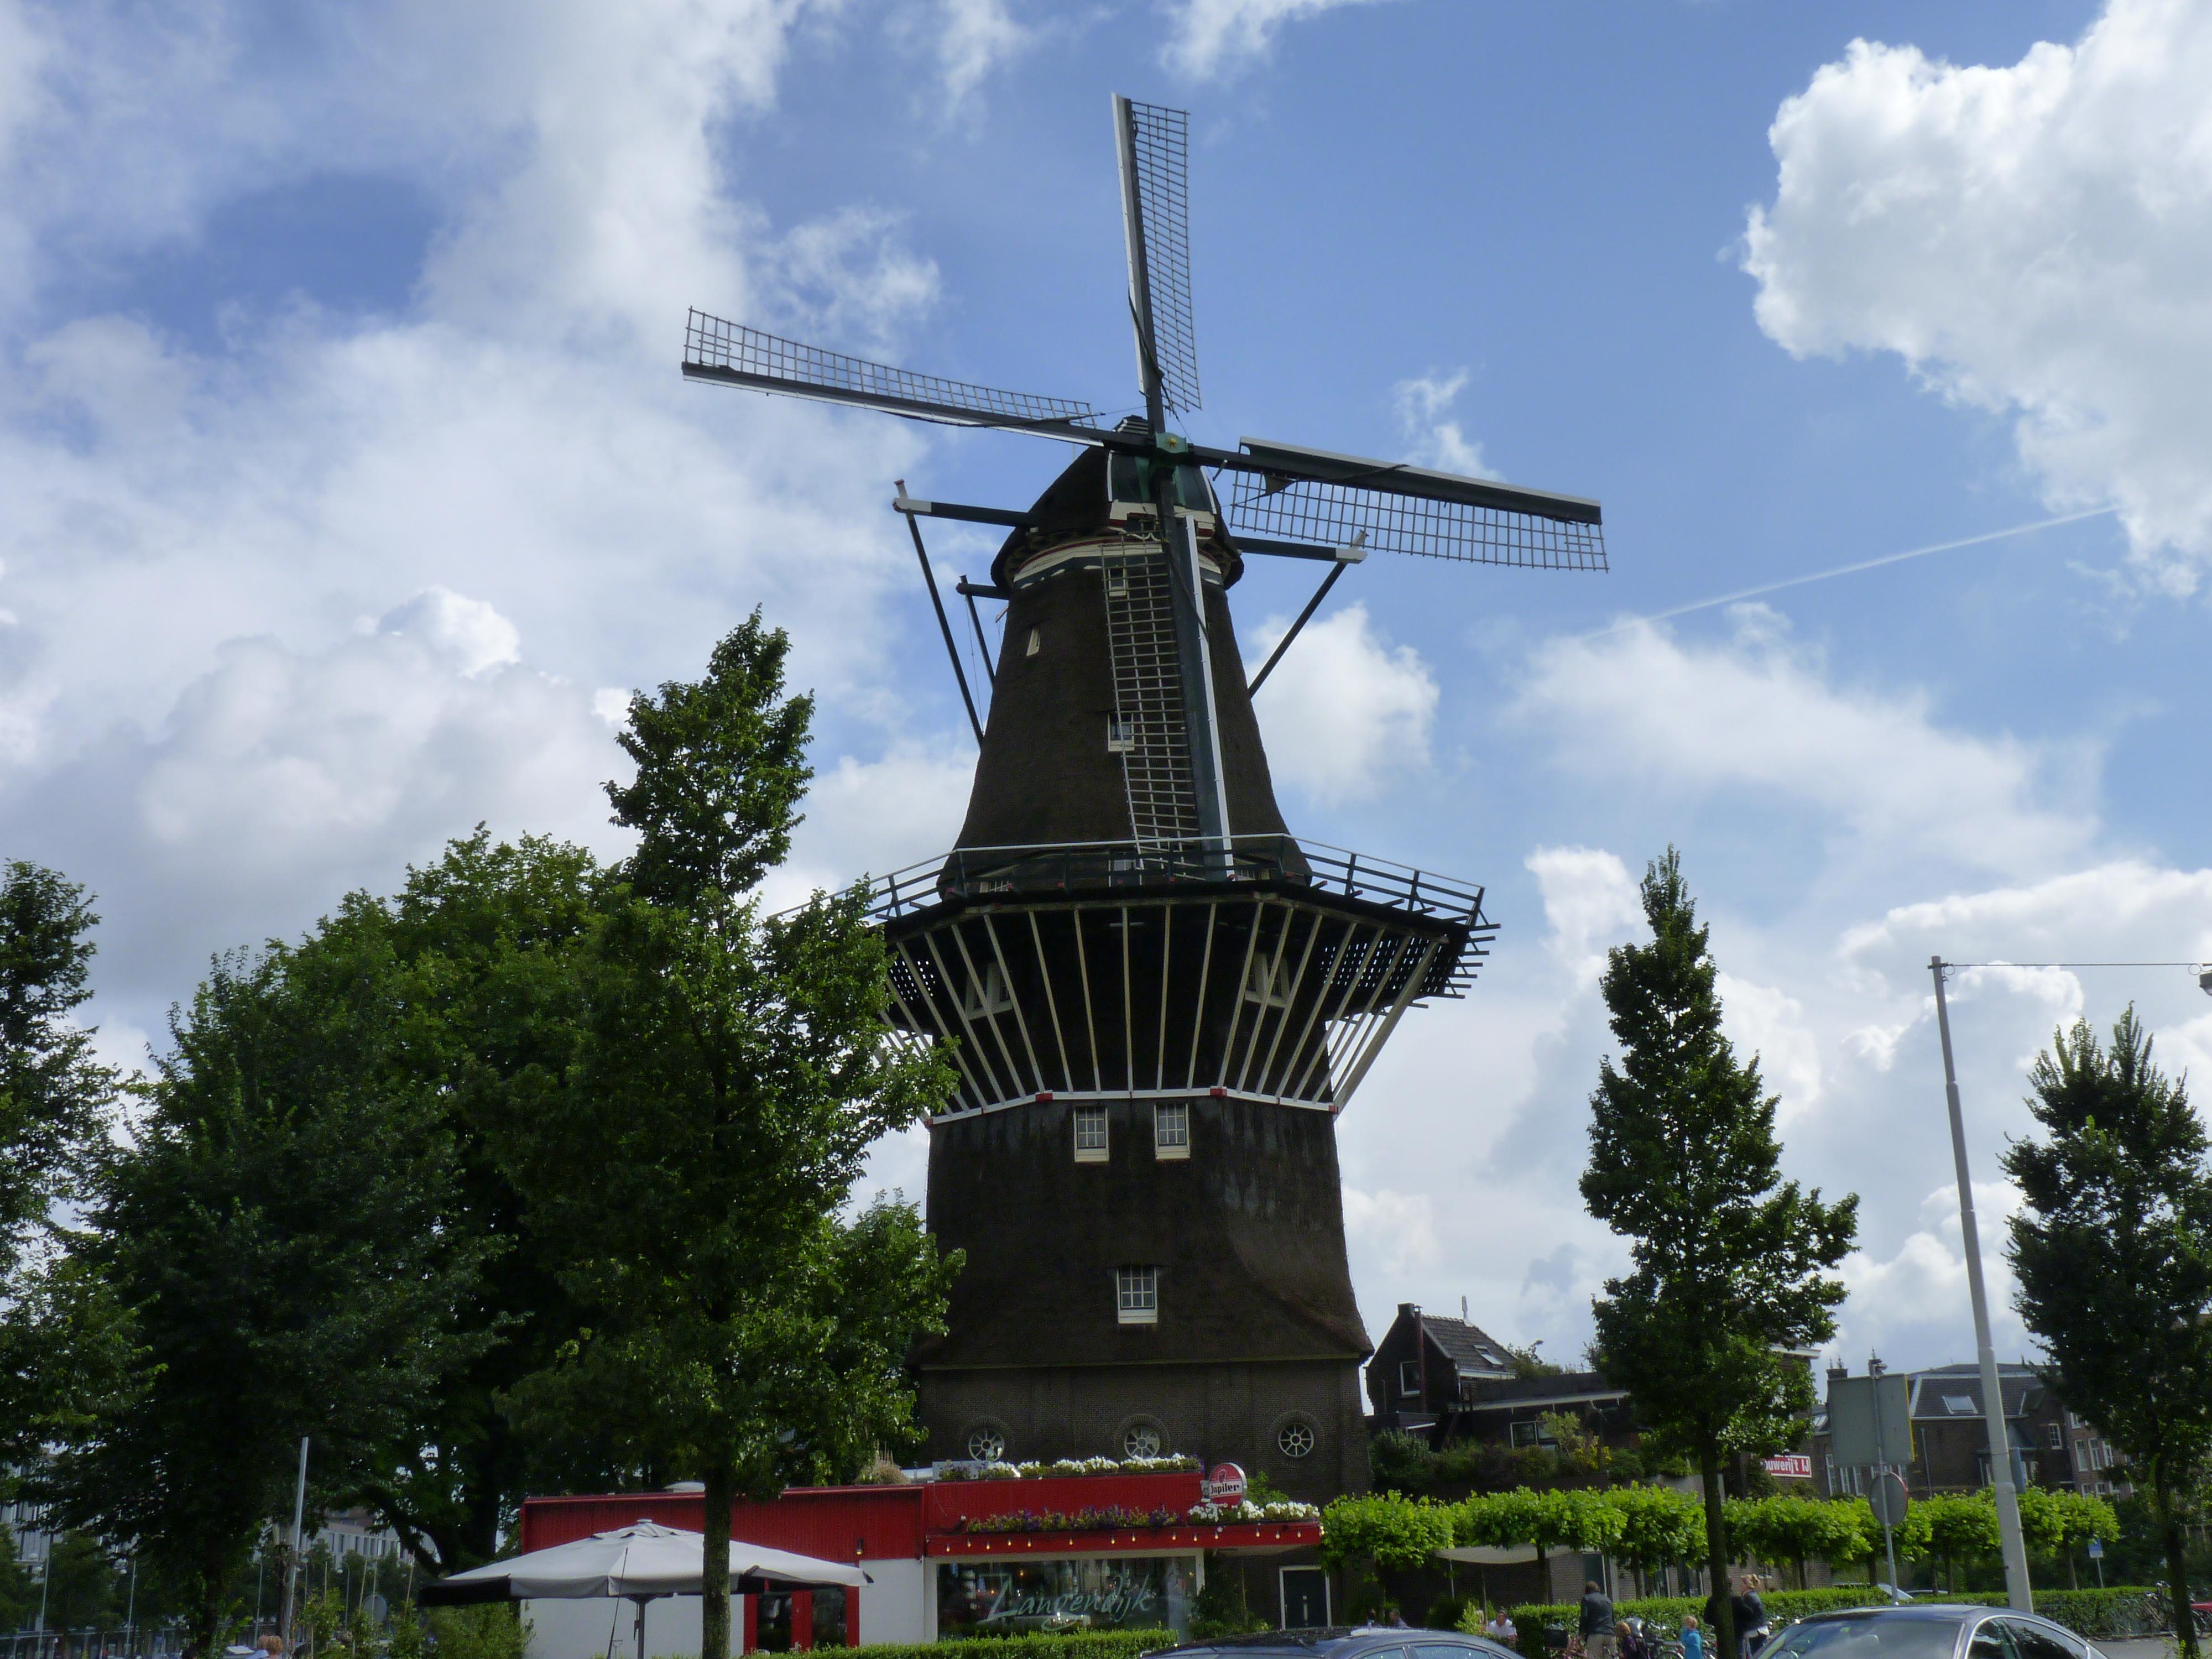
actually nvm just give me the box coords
[992,445,1243,589]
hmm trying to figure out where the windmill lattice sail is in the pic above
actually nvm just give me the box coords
[1222,469,1608,568]
[682,311,1102,435]
[1117,97,1200,415]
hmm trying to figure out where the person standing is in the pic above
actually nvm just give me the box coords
[1733,1577,1768,1659]
[1681,1615,1705,1659]
[1579,1582,1616,1659]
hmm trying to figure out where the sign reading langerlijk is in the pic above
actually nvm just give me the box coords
[1203,1462,1247,1503]
[1762,1454,1814,1479]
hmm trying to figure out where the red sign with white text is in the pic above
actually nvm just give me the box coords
[1203,1463,1247,1503]
[1763,1454,1814,1479]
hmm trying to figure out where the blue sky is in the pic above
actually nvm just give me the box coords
[5,0,2210,1381]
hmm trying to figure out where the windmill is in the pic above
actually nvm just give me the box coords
[682,98,1605,1514]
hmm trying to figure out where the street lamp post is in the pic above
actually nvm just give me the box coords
[1929,957,2034,1613]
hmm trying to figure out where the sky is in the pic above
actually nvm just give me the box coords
[5,0,2211,1385]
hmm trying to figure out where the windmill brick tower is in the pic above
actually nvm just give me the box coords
[684,97,1605,1501]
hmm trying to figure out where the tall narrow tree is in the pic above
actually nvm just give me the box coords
[0,862,122,1481]
[1579,851,1857,1659]
[2004,1009,2212,1659]
[502,613,959,1659]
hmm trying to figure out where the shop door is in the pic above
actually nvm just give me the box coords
[1280,1567,1331,1630]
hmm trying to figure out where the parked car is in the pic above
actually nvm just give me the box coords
[1750,1606,2109,1659]
[1151,1631,1520,1659]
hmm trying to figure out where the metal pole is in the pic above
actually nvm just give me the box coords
[279,1437,309,1653]
[1929,958,2034,1611]
[1870,1358,1900,1593]
[896,488,985,748]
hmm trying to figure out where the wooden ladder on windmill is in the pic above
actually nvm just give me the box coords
[1102,547,1201,857]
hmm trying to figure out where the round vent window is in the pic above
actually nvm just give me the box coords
[966,1426,1006,1462]
[1277,1421,1316,1459]
[1122,1422,1164,1458]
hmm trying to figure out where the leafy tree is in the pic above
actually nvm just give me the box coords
[1579,851,1858,1659]
[1726,1495,1867,1589]
[42,950,495,1650]
[0,1526,38,1630]
[1322,1492,1457,1618]
[304,832,609,1570]
[1369,1430,1441,1495]
[0,861,117,1246]
[1605,1485,1705,1581]
[2003,1009,2212,1658]
[0,862,123,1480]
[500,616,959,1659]
[1919,1494,2000,1591]
[1503,1343,1564,1379]
[2052,1490,2119,1588]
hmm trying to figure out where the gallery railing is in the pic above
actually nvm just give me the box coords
[855,834,1486,931]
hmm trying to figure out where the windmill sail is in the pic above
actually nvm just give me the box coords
[1114,97,1200,416]
[1206,436,1608,570]
[682,312,1103,441]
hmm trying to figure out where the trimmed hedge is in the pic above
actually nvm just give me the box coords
[1475,1588,2168,1647]
[837,1630,1180,1659]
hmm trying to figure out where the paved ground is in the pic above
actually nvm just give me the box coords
[2095,1640,2174,1659]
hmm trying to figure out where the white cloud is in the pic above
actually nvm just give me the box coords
[1392,369,1499,479]
[1519,607,2098,878]
[1342,1185,1442,1280]
[1246,602,1436,805]
[1162,0,1398,79]
[1718,972,1824,1120]
[1840,861,2212,990]
[0,0,976,1036]
[933,0,1029,106]
[1744,0,2212,592]
[1526,845,1642,987]
[1835,1181,2030,1361]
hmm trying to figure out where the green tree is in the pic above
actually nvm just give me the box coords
[2003,1009,2212,1658]
[304,832,608,1571]
[1725,1494,1866,1589]
[1919,1494,2000,1591]
[2051,1490,2119,1588]
[43,950,495,1650]
[1605,1485,1704,1583]
[0,862,123,1480]
[0,862,117,1246]
[0,1526,38,1630]
[1578,851,1858,1659]
[1368,1430,1441,1495]
[500,616,959,1659]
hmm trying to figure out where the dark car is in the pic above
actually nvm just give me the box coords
[1150,1631,1519,1659]
[1752,1606,2111,1659]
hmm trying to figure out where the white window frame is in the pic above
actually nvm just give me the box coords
[1153,1101,1190,1159]
[1117,1265,1158,1324]
[1074,1106,1109,1163]
[1399,1359,1420,1397]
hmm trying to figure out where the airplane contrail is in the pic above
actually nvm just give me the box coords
[1580,507,2117,639]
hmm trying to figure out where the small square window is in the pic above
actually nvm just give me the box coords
[1117,1266,1157,1324]
[1107,714,1134,753]
[1154,1102,1190,1159]
[1074,1107,1109,1162]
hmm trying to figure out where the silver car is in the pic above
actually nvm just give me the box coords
[1755,1607,2111,1659]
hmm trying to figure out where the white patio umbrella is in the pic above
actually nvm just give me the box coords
[419,1521,867,1659]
